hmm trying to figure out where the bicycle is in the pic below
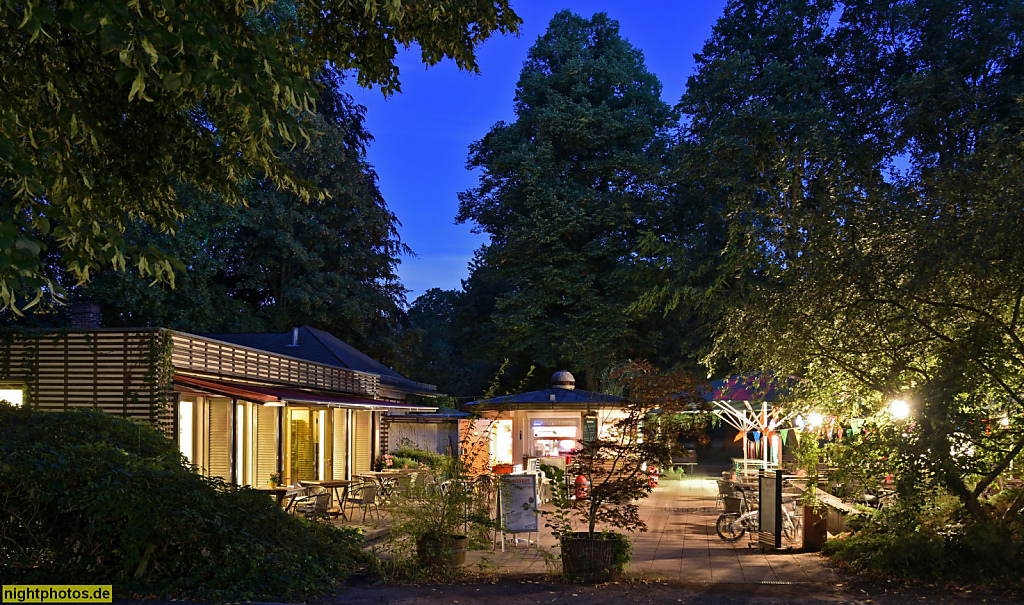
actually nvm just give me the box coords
[715,483,801,544]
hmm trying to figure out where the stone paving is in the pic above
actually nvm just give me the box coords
[465,468,842,584]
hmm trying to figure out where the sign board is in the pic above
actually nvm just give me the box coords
[758,470,782,549]
[582,416,598,442]
[500,473,539,533]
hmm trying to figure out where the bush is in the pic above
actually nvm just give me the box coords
[0,404,366,600]
[823,505,1024,584]
[390,445,449,470]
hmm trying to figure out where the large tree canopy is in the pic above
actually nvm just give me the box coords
[0,0,520,311]
[77,73,408,362]
[454,10,675,388]
[675,0,1024,519]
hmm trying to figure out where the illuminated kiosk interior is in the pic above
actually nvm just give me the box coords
[463,371,625,471]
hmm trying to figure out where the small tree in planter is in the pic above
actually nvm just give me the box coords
[385,453,485,573]
[543,361,708,581]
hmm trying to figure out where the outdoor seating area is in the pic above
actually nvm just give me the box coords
[258,468,469,529]
[251,461,840,585]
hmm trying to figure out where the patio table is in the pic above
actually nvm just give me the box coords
[256,486,304,512]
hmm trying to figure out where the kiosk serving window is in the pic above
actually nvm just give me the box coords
[530,417,580,457]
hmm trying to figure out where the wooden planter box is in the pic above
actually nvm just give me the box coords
[560,533,620,582]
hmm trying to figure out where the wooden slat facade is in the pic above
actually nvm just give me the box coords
[1,328,404,485]
[170,332,379,397]
[0,329,382,426]
[0,330,169,424]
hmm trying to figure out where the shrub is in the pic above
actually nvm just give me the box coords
[0,404,366,600]
[823,505,1024,584]
[390,445,448,470]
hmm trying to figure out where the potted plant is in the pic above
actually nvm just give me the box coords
[269,472,281,488]
[542,362,707,582]
[387,454,484,570]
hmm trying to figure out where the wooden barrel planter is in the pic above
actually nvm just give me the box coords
[560,532,622,582]
[802,504,828,552]
[416,535,469,569]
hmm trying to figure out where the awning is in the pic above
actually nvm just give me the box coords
[173,375,437,412]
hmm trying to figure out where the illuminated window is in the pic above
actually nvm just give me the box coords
[0,387,24,407]
[531,418,580,457]
[178,399,194,463]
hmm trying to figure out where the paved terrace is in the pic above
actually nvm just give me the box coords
[337,467,841,584]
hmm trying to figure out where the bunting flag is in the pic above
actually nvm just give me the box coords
[734,430,744,442]
[780,428,789,445]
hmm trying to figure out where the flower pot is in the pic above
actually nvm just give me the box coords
[560,532,621,582]
[416,534,469,569]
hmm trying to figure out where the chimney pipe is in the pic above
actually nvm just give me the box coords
[287,327,299,347]
[69,303,102,329]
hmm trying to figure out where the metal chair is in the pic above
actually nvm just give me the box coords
[716,479,736,509]
[346,482,380,523]
[392,473,414,499]
[294,491,332,523]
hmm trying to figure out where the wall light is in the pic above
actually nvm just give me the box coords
[889,399,911,420]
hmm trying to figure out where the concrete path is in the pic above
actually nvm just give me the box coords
[465,469,842,584]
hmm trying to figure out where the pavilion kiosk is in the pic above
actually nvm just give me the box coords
[462,371,625,473]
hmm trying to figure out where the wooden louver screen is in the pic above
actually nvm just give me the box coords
[170,332,379,397]
[207,400,231,481]
[255,405,277,485]
[353,411,372,474]
[332,408,347,480]
[0,330,169,424]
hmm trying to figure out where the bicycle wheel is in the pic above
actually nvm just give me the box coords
[782,512,796,542]
[716,513,745,542]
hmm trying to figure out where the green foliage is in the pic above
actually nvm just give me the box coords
[0,0,520,312]
[450,10,682,387]
[391,442,449,470]
[669,0,1024,524]
[0,403,366,600]
[73,73,408,361]
[401,287,498,396]
[824,505,1024,583]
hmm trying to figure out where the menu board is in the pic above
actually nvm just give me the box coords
[500,473,539,533]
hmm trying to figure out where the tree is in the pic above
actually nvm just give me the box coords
[455,10,675,388]
[0,0,520,311]
[675,0,1024,521]
[77,73,409,362]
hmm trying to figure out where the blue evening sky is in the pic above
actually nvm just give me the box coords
[347,1,729,303]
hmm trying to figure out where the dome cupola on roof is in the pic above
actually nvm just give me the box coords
[550,371,575,390]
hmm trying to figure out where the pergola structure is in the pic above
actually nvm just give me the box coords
[705,375,797,471]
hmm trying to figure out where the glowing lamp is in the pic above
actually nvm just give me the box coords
[889,399,910,420]
[806,412,824,428]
